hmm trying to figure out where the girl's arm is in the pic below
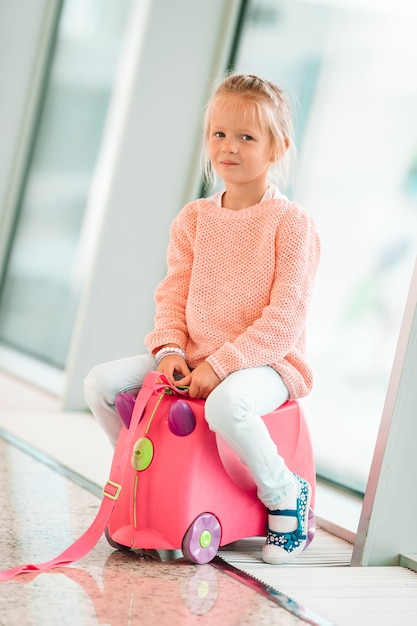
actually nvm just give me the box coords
[145,207,195,356]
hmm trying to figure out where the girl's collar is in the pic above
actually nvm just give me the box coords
[207,184,287,209]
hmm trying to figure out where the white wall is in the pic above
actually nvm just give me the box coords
[63,0,242,408]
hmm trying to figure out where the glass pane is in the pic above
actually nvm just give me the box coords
[234,0,417,492]
[0,0,132,368]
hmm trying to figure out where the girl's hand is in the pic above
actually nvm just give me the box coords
[156,354,190,384]
[176,362,221,399]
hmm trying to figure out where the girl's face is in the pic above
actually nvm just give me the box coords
[208,96,276,192]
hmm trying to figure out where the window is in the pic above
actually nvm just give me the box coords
[0,0,132,368]
[234,0,417,492]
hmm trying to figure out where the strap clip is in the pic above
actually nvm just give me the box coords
[103,480,122,501]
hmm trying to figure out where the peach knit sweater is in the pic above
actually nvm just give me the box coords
[145,193,320,399]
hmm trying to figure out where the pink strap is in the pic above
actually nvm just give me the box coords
[0,370,169,581]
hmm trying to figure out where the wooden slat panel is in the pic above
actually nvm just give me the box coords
[222,528,417,625]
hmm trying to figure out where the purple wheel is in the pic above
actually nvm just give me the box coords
[182,513,221,564]
[304,507,316,549]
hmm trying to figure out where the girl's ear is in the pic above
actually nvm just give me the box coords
[272,137,290,162]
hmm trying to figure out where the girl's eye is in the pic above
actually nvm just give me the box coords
[214,131,225,138]
[241,134,253,141]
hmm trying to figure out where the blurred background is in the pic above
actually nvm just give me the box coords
[0,0,416,497]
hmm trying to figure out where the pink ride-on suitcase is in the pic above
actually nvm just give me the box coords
[107,372,316,564]
[0,372,315,581]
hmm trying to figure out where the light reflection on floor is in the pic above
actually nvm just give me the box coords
[0,439,307,625]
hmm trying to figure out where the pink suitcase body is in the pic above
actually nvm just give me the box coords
[107,383,316,564]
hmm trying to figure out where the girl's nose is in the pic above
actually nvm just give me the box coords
[222,137,237,152]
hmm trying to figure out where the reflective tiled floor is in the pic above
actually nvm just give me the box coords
[1,369,417,625]
[0,437,319,625]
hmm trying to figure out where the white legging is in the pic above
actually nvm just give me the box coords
[84,354,296,509]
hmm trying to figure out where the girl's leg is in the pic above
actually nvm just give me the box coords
[84,353,156,447]
[204,366,311,564]
[204,365,296,509]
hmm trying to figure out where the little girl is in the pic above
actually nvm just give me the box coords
[84,73,320,565]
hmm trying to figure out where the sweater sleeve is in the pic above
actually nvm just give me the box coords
[206,208,320,379]
[144,206,195,354]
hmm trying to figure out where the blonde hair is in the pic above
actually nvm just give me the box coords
[202,74,296,190]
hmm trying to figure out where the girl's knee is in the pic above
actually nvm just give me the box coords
[84,353,154,411]
[84,362,116,408]
[205,385,253,433]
